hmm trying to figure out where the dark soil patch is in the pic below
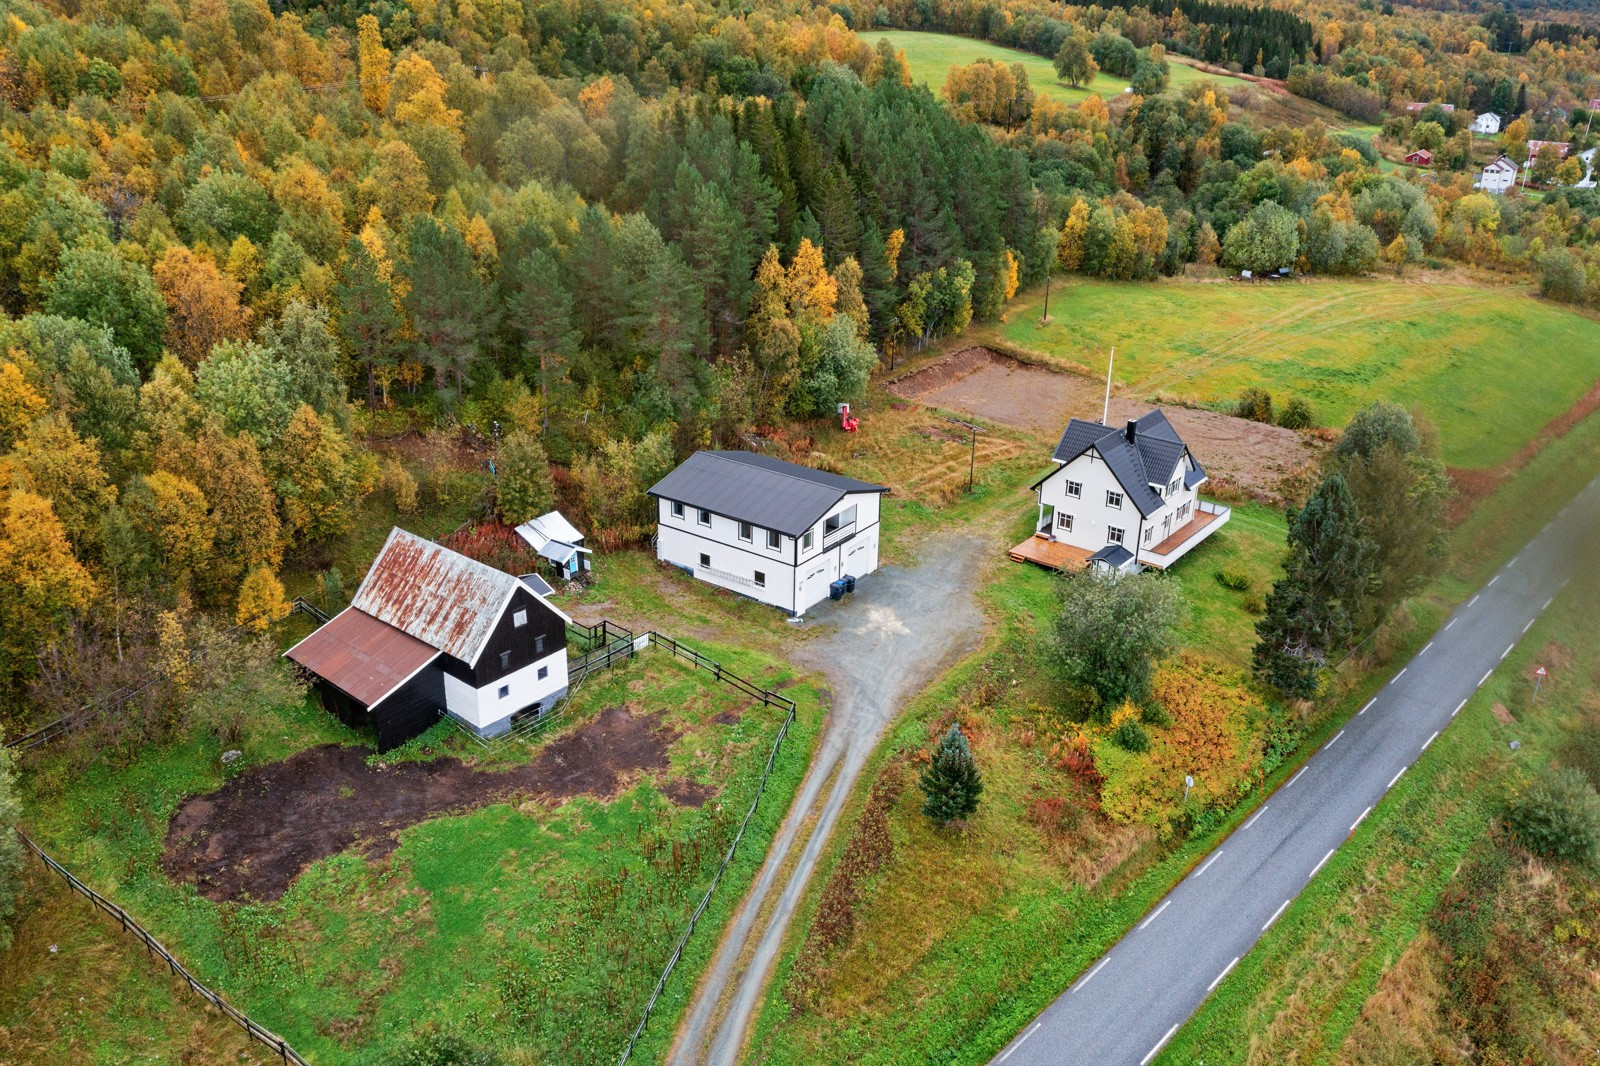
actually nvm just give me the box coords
[163,707,679,903]
[660,779,718,808]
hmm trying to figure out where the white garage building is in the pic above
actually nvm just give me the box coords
[649,451,889,616]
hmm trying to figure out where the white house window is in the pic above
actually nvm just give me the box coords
[1143,527,1152,543]
[824,504,857,537]
[699,552,710,568]
[738,521,753,542]
[1168,478,1180,495]
[767,529,781,550]
[498,685,510,699]
[537,666,548,680]
[1056,512,1074,532]
[1108,527,1125,545]
[500,650,512,669]
[513,609,527,627]
[671,501,685,519]
[697,508,711,526]
[1066,479,1083,499]
[803,530,815,551]
[1107,491,1124,509]
[754,570,766,587]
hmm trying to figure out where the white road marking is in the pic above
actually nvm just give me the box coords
[1509,553,1521,567]
[1140,1024,1180,1066]
[1195,850,1223,877]
[1444,618,1457,632]
[1522,618,1535,634]
[1263,899,1291,932]
[1388,767,1405,789]
[1453,698,1467,718]
[1207,957,1240,992]
[1469,594,1480,607]
[1501,644,1515,661]
[1488,575,1499,587]
[999,1022,1042,1061]
[1543,597,1554,611]
[1351,806,1372,833]
[1359,698,1376,715]
[1420,642,1433,655]
[1072,957,1110,993]
[1479,669,1493,687]
[1310,848,1336,879]
[1391,668,1407,684]
[1326,730,1345,749]
[1242,805,1269,831]
[1287,767,1308,788]
[1139,900,1171,931]
[1422,730,1439,752]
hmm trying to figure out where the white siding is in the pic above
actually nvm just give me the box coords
[443,648,569,730]
[1037,450,1201,557]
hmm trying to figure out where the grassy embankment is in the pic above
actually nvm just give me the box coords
[6,634,824,1065]
[1161,405,1600,1063]
[988,278,1600,469]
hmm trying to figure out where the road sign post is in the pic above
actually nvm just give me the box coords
[1183,775,1194,803]
[1533,664,1547,702]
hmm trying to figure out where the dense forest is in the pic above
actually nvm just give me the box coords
[0,0,1597,723]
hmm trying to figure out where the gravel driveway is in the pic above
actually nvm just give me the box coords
[670,528,992,1065]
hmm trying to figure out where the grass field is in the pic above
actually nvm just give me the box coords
[867,30,1238,108]
[989,278,1600,469]
[9,643,824,1064]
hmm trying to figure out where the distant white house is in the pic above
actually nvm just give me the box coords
[1476,154,1519,194]
[649,451,888,616]
[514,510,590,580]
[1470,111,1502,134]
[1578,146,1598,189]
[1013,411,1230,574]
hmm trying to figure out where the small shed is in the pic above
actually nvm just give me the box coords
[514,510,591,580]
[1403,149,1433,166]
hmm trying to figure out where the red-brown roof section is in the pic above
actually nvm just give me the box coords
[284,608,439,707]
[350,528,522,663]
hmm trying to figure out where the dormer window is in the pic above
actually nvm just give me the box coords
[1168,477,1180,496]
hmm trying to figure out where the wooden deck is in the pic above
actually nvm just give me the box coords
[1009,534,1093,572]
[1148,508,1225,558]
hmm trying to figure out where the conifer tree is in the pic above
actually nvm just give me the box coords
[334,238,404,410]
[920,723,983,824]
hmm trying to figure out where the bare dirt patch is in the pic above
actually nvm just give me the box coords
[888,346,1319,497]
[1447,378,1600,522]
[163,707,693,903]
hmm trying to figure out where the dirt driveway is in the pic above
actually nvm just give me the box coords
[889,347,1319,498]
[163,707,686,902]
[670,527,993,1065]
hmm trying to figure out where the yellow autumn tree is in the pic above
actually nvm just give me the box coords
[884,228,905,280]
[0,359,45,448]
[153,245,253,364]
[1057,199,1091,272]
[138,470,215,580]
[356,14,390,114]
[9,416,116,557]
[785,238,836,323]
[236,565,290,631]
[0,491,98,681]
[390,53,462,134]
[578,75,615,119]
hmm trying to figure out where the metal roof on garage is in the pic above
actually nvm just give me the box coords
[648,451,888,538]
[283,607,439,708]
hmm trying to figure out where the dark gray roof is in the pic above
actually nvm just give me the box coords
[1089,544,1135,567]
[1033,410,1205,517]
[519,573,556,597]
[648,451,888,538]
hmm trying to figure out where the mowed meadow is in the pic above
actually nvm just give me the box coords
[866,30,1241,107]
[993,279,1600,469]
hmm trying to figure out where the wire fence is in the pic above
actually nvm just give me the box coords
[15,829,311,1066]
[617,633,798,1065]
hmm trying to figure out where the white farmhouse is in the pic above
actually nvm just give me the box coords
[1014,411,1229,573]
[1470,112,1502,134]
[1476,154,1519,194]
[649,451,888,615]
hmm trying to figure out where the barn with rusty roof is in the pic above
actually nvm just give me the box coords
[285,528,573,749]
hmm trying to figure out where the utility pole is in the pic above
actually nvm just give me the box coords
[1040,260,1054,326]
[1101,347,1116,425]
[946,417,979,493]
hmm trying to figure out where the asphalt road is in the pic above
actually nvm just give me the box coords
[671,531,990,1065]
[995,473,1600,1066]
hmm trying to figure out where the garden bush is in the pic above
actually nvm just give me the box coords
[1236,387,1275,423]
[1214,569,1251,591]
[1278,396,1315,429]
[1505,765,1600,865]
[1113,719,1150,752]
[1140,702,1172,728]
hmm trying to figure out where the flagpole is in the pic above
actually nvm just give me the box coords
[1102,347,1115,425]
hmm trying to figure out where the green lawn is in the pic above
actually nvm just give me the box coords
[991,279,1600,469]
[867,30,1237,108]
[1169,502,1286,665]
[12,646,824,1065]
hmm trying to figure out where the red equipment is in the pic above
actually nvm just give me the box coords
[839,402,859,432]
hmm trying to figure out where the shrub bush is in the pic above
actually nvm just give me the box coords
[1140,701,1172,727]
[1278,396,1315,429]
[1505,766,1600,865]
[1214,568,1251,591]
[1241,593,1265,615]
[1113,719,1150,752]
[1236,387,1274,423]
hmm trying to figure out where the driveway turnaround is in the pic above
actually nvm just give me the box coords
[671,531,991,1065]
[994,474,1600,1066]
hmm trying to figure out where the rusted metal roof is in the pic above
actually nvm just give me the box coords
[283,607,439,708]
[350,528,522,663]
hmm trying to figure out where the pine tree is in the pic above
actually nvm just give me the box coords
[402,215,487,398]
[507,249,578,422]
[334,237,404,410]
[920,723,983,824]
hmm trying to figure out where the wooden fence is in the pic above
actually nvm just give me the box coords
[617,633,799,1065]
[15,829,311,1065]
